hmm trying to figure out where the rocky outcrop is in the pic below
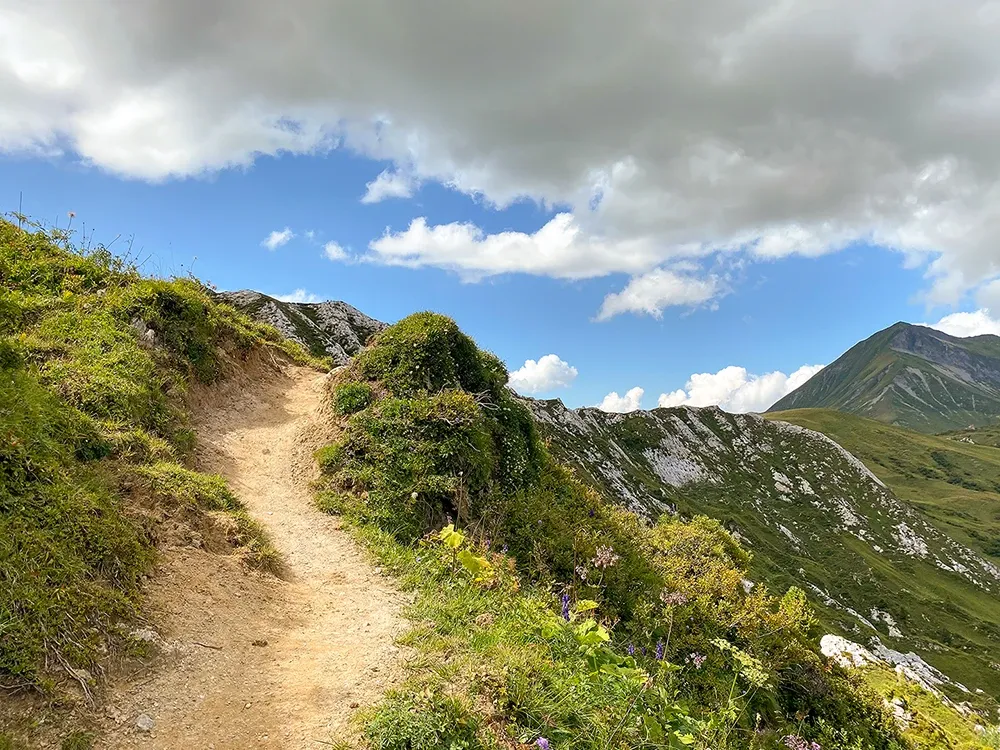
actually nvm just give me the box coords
[218,290,386,365]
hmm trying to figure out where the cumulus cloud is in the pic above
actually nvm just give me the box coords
[262,227,294,250]
[6,2,1000,303]
[597,268,723,320]
[597,387,644,413]
[508,354,578,395]
[276,289,322,303]
[362,168,417,203]
[323,241,348,261]
[926,309,1000,338]
[658,364,825,413]
[368,213,662,281]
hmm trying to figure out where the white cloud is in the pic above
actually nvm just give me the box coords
[977,280,1000,310]
[362,168,417,203]
[262,227,294,250]
[597,268,723,320]
[276,289,322,304]
[658,364,825,413]
[6,2,1000,303]
[926,309,1000,338]
[323,241,347,261]
[368,213,662,281]
[508,354,578,395]
[597,387,644,413]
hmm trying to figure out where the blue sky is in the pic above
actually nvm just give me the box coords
[0,149,971,411]
[3,2,1000,411]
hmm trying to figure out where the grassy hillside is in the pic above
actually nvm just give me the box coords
[769,323,1000,433]
[0,218,315,706]
[313,313,911,750]
[526,399,1000,710]
[941,423,1000,450]
[767,409,1000,568]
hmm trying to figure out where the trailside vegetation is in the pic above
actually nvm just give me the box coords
[0,218,312,693]
[315,312,909,750]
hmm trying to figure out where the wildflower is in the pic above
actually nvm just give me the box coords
[655,640,665,660]
[574,565,588,582]
[626,643,636,656]
[782,736,820,750]
[536,739,550,750]
[501,544,509,554]
[592,545,620,570]
[561,593,571,621]
[659,590,688,607]
[483,538,491,551]
[686,652,706,669]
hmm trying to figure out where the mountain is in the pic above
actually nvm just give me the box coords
[527,397,1000,701]
[768,322,1000,433]
[226,292,1000,702]
[217,290,385,365]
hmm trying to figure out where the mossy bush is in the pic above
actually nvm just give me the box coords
[331,381,373,415]
[0,218,304,688]
[317,312,908,749]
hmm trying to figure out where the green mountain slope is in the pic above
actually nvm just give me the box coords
[527,398,1000,702]
[768,322,1000,433]
[767,408,1000,564]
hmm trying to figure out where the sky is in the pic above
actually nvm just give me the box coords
[3,1,1000,412]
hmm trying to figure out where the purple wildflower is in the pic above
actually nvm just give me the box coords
[626,643,636,656]
[686,652,706,669]
[501,544,508,554]
[782,736,821,750]
[561,593,571,621]
[592,545,620,570]
[483,538,491,551]
[535,739,550,750]
[655,640,665,660]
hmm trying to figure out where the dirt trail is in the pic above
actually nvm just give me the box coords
[100,364,407,749]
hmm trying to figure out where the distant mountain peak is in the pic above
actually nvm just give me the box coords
[218,290,386,365]
[768,321,1000,432]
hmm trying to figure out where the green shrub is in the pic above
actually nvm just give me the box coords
[364,691,489,750]
[331,381,373,415]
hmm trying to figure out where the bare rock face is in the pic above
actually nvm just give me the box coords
[217,290,386,365]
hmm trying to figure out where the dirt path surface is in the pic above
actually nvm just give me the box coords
[100,364,407,749]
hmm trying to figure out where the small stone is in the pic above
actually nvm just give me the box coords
[244,702,252,709]
[251,639,268,647]
[136,713,155,733]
